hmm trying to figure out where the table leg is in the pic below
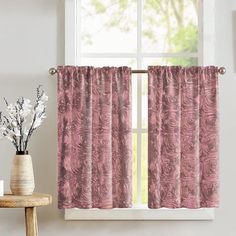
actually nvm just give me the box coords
[25,207,38,236]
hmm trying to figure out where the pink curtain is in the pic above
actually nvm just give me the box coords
[148,66,219,209]
[57,66,132,209]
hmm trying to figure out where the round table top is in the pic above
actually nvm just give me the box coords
[0,193,52,208]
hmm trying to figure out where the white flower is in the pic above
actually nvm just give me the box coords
[17,99,32,118]
[35,104,45,113]
[0,127,6,131]
[24,99,31,105]
[40,93,48,103]
[20,109,30,118]
[7,129,20,138]
[7,104,16,114]
[23,99,32,109]
[41,114,46,119]
[11,120,17,127]
[33,119,42,129]
[11,121,17,127]
[14,129,21,137]
[23,127,29,136]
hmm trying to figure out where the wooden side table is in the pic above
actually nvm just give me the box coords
[0,193,52,236]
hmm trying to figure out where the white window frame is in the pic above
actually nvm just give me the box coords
[63,0,216,220]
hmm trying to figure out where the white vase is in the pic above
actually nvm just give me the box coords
[10,151,35,196]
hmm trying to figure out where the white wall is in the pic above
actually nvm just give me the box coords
[0,0,235,235]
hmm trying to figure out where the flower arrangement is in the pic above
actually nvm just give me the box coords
[0,86,48,152]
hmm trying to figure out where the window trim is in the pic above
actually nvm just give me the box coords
[65,207,215,221]
[63,0,216,220]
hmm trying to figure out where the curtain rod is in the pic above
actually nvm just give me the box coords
[49,67,226,76]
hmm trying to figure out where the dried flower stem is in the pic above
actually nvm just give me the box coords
[0,86,48,152]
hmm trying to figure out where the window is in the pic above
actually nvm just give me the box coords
[64,0,216,220]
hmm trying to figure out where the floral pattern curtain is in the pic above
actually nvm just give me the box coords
[57,66,132,209]
[148,66,219,209]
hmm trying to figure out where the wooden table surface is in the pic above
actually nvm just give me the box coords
[0,193,52,208]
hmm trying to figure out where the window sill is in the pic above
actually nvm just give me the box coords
[65,206,215,221]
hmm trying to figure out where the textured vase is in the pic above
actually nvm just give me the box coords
[10,151,35,196]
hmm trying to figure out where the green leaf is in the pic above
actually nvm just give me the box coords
[170,24,198,53]
[90,0,106,13]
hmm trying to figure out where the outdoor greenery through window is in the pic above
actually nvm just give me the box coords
[77,0,200,206]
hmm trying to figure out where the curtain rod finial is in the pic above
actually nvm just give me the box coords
[49,67,57,75]
[218,67,226,75]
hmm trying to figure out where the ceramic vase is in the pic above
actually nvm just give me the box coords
[10,151,35,195]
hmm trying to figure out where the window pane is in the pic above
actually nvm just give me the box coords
[80,57,136,67]
[132,133,137,205]
[133,133,148,205]
[142,57,198,67]
[141,133,148,204]
[81,0,137,53]
[141,74,148,129]
[142,0,199,53]
[132,75,137,129]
